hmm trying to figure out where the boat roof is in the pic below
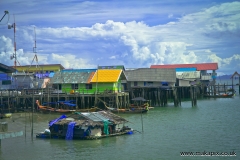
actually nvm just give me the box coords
[81,112,109,122]
[52,111,128,127]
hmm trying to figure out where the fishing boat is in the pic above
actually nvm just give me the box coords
[97,97,149,114]
[36,111,134,140]
[0,113,12,118]
[112,97,153,113]
[3,113,12,118]
[204,93,234,98]
[106,107,148,114]
[129,97,154,110]
[36,100,99,114]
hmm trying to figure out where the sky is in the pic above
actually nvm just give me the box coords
[0,0,240,76]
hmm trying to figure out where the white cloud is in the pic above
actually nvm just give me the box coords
[0,36,29,66]
[168,14,173,18]
[1,1,239,75]
[205,49,211,53]
[207,53,240,72]
[49,53,96,69]
[109,55,117,59]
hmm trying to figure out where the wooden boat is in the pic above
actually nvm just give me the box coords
[3,113,12,118]
[128,97,153,111]
[36,100,99,114]
[107,107,148,114]
[0,113,12,118]
[204,93,234,98]
[97,97,149,114]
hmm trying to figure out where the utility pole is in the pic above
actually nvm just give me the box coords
[8,15,17,69]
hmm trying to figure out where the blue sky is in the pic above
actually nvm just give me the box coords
[0,0,239,75]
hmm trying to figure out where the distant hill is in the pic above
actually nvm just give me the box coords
[217,75,232,80]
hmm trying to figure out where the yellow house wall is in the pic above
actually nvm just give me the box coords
[15,65,63,73]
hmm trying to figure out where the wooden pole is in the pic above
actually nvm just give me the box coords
[141,112,144,133]
[25,111,27,138]
[239,76,240,94]
[190,86,193,107]
[31,93,34,141]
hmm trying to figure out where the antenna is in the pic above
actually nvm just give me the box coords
[28,27,41,71]
[33,27,37,54]
[8,15,17,69]
[0,11,9,22]
[25,27,43,88]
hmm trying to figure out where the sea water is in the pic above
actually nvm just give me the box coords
[0,83,239,160]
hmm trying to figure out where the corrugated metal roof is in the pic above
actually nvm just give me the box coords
[0,63,16,73]
[176,71,200,79]
[151,63,218,71]
[51,70,96,84]
[87,72,95,84]
[125,68,176,82]
[98,65,125,71]
[14,64,65,69]
[81,112,109,122]
[176,68,196,72]
[64,111,127,125]
[62,69,96,72]
[91,69,122,82]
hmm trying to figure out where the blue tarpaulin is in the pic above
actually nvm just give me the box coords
[49,115,67,127]
[65,121,76,140]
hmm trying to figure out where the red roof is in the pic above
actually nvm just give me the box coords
[150,63,218,71]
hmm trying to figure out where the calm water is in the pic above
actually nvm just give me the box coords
[0,86,239,160]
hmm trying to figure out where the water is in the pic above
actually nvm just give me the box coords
[0,87,239,160]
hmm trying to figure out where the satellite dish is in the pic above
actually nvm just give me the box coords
[10,55,14,60]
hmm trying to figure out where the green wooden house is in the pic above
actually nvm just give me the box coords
[50,69,96,94]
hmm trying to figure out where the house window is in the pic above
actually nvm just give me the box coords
[2,80,11,85]
[86,84,92,89]
[161,82,168,86]
[147,82,153,86]
[71,84,78,89]
[58,84,62,90]
[134,81,138,86]
[144,82,153,86]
